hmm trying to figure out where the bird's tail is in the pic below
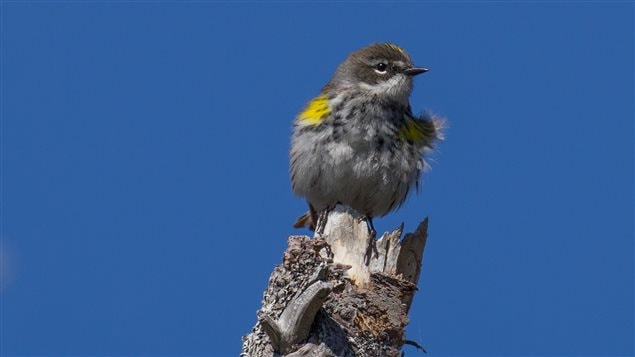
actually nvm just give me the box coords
[293,211,314,230]
[293,204,318,231]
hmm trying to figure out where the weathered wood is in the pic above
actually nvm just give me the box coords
[319,205,427,287]
[241,205,428,356]
[260,279,333,354]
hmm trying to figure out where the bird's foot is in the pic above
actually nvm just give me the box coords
[314,207,333,237]
[357,215,377,239]
[359,216,378,265]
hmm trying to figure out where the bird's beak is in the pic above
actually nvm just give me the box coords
[403,67,429,76]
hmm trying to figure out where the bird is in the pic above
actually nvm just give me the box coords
[290,43,444,237]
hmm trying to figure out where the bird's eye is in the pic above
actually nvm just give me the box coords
[374,63,388,74]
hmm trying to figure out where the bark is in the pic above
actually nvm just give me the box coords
[241,205,428,357]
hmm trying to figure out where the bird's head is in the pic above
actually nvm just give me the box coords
[327,43,428,104]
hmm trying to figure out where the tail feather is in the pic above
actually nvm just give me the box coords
[293,211,314,230]
[293,204,318,231]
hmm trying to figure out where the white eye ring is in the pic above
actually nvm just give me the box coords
[374,63,388,74]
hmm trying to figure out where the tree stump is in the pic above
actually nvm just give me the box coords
[241,205,429,357]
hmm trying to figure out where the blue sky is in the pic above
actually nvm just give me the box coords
[1,2,633,356]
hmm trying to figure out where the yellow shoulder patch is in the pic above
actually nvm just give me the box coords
[297,95,331,126]
[400,116,427,142]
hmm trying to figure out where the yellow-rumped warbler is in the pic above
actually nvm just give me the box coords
[290,43,444,237]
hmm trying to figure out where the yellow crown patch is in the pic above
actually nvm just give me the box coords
[385,43,406,55]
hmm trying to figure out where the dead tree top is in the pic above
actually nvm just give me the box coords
[242,205,429,357]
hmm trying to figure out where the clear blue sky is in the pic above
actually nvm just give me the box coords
[2,2,633,356]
